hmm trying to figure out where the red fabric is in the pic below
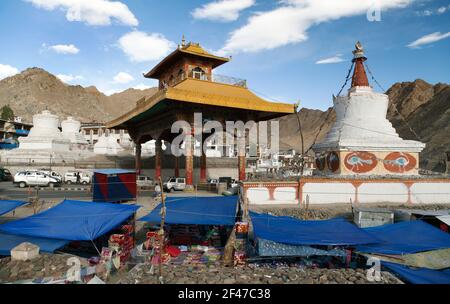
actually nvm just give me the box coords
[166,246,181,257]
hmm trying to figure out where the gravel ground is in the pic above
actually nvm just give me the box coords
[0,254,88,283]
[117,263,403,284]
[250,203,450,220]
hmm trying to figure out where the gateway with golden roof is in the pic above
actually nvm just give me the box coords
[107,38,295,188]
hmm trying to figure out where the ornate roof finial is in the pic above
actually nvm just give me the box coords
[181,35,186,47]
[352,41,367,61]
[351,41,369,87]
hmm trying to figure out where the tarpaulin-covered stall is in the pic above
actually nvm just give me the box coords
[0,232,69,256]
[250,212,378,257]
[140,196,238,226]
[0,200,27,216]
[0,200,140,241]
[139,197,238,263]
[356,220,450,255]
[382,262,450,284]
[93,169,137,203]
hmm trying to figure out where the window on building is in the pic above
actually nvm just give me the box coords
[192,67,206,80]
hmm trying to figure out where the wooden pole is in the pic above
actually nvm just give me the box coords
[158,176,166,282]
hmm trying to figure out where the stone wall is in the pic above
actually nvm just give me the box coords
[243,177,450,205]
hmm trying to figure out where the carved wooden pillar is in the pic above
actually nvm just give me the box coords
[135,142,142,175]
[238,155,246,181]
[174,156,180,178]
[155,140,163,180]
[185,132,194,188]
[200,150,207,183]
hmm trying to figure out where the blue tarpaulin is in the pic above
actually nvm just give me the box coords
[0,232,69,256]
[0,200,140,241]
[0,200,27,216]
[356,220,450,255]
[383,262,450,284]
[250,212,378,246]
[140,196,238,226]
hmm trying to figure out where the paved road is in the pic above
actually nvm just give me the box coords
[0,181,152,201]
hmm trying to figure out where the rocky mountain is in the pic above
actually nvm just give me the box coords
[0,68,447,171]
[0,68,157,123]
[276,79,450,172]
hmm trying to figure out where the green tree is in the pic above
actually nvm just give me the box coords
[0,105,14,121]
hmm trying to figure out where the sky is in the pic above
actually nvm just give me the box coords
[0,0,449,111]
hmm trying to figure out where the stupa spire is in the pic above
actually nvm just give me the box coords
[351,41,369,87]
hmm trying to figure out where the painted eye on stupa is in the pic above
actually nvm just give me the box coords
[344,152,378,173]
[384,152,416,173]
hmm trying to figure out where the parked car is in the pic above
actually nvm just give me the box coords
[230,179,239,188]
[0,168,12,181]
[39,169,63,182]
[14,171,61,188]
[64,172,91,185]
[163,177,186,192]
[137,175,154,188]
[207,178,219,185]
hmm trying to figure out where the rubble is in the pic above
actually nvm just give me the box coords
[117,263,403,284]
[0,254,88,283]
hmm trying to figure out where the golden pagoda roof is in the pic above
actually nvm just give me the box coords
[107,78,295,129]
[145,42,230,79]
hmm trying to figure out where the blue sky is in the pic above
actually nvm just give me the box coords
[0,0,449,111]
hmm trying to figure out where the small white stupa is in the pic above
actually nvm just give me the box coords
[313,42,425,176]
[18,110,70,151]
[61,116,89,150]
[94,135,125,156]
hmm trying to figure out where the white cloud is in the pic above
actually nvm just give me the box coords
[118,31,175,62]
[49,44,80,54]
[418,5,450,16]
[407,31,450,48]
[113,72,134,84]
[56,74,84,83]
[192,0,255,22]
[0,64,19,80]
[219,0,413,54]
[26,0,138,26]
[316,54,345,64]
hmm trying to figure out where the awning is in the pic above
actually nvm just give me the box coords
[139,196,238,226]
[437,215,450,226]
[383,262,450,284]
[0,232,69,256]
[0,200,140,241]
[0,200,28,216]
[250,212,378,246]
[357,220,450,255]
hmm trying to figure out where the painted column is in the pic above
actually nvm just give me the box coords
[185,133,194,188]
[200,151,207,183]
[238,155,246,181]
[174,156,180,178]
[155,140,163,180]
[135,142,142,175]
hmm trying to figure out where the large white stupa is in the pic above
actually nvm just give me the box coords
[61,116,89,150]
[313,42,425,176]
[0,110,94,163]
[18,110,70,151]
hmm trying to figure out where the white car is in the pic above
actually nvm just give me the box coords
[39,169,63,182]
[14,171,61,188]
[64,172,91,185]
[137,176,154,188]
[163,177,186,192]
